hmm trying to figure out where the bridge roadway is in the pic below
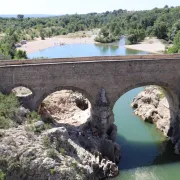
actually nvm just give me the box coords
[1,54,180,133]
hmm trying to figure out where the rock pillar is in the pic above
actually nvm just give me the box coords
[91,88,116,138]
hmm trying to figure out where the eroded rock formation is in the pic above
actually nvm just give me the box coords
[39,90,91,127]
[131,86,180,154]
[131,86,173,136]
[0,90,121,180]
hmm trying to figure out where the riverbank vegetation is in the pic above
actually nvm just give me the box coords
[0,5,179,59]
[0,34,27,60]
[167,31,180,53]
[95,6,180,49]
[0,93,20,129]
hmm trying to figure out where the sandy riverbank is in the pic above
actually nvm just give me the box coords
[18,31,98,54]
[18,33,165,54]
[125,37,166,54]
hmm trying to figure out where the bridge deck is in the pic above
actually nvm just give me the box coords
[0,54,180,66]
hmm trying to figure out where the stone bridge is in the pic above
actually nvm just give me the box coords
[1,54,180,134]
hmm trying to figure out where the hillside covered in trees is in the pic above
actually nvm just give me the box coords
[0,5,180,59]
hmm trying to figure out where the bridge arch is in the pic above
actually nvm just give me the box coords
[35,86,93,127]
[35,86,93,112]
[111,82,180,139]
[6,84,34,96]
[111,82,179,115]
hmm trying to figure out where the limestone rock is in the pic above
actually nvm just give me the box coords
[174,139,180,154]
[14,106,30,124]
[44,127,69,141]
[107,124,117,142]
[100,139,121,164]
[39,90,91,127]
[0,89,121,179]
[131,86,172,136]
[34,121,45,128]
[91,88,114,134]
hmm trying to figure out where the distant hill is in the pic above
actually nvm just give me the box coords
[0,14,61,18]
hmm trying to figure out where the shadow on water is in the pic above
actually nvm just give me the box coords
[113,87,180,172]
[116,134,180,170]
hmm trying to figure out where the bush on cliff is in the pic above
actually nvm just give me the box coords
[0,93,20,129]
[0,169,5,180]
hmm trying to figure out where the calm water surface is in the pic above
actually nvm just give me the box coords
[113,88,180,180]
[28,41,180,180]
[28,38,147,58]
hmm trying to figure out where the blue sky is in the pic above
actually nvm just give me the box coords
[0,0,179,14]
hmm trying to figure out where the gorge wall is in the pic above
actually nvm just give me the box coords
[131,86,180,154]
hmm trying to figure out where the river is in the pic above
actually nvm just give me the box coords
[28,41,180,180]
[113,88,180,180]
[28,38,147,58]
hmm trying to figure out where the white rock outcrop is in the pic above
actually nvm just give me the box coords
[131,86,172,136]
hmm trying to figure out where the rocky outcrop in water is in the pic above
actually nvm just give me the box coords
[131,86,180,155]
[0,90,121,180]
[131,86,173,136]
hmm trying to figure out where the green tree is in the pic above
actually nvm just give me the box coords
[40,30,45,40]
[14,50,27,59]
[0,169,5,180]
[0,35,17,59]
[154,22,168,39]
[168,31,180,53]
[17,14,24,19]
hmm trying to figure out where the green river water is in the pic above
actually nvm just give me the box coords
[28,40,180,179]
[113,88,180,180]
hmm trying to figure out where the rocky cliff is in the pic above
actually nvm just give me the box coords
[131,86,173,136]
[0,90,121,180]
[131,86,180,154]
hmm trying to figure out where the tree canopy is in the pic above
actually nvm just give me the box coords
[0,6,180,58]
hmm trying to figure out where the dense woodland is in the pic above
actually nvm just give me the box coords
[0,5,180,60]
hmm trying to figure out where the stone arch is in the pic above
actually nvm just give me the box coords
[7,84,34,96]
[9,84,35,108]
[112,82,179,115]
[36,86,93,127]
[11,86,33,97]
[111,81,180,140]
[35,86,93,111]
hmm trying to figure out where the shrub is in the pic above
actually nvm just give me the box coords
[0,54,11,60]
[0,117,13,129]
[47,149,58,159]
[28,111,41,121]
[94,35,119,43]
[0,93,20,129]
[44,123,52,130]
[0,169,5,180]
[71,161,77,169]
[42,136,51,148]
[59,148,66,156]
[50,168,56,175]
[27,111,41,124]
[14,50,27,60]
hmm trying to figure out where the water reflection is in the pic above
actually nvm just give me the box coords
[28,38,148,59]
[94,44,119,54]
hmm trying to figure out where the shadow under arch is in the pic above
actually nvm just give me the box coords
[35,86,93,111]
